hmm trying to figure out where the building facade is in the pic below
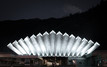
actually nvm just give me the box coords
[0,50,107,67]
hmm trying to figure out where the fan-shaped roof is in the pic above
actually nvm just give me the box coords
[7,30,100,57]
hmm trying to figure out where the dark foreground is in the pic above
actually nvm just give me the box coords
[0,65,105,67]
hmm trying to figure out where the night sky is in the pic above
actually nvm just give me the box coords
[0,0,107,53]
[0,0,101,21]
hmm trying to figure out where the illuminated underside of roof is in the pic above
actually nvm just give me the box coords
[7,31,100,57]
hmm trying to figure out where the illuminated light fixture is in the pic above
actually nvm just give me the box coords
[7,30,100,57]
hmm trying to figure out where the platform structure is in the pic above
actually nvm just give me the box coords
[3,31,100,66]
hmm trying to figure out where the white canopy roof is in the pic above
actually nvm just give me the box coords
[7,30,100,57]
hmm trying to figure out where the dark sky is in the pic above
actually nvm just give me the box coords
[0,0,101,21]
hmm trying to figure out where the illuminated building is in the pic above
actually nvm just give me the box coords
[0,31,102,67]
[7,30,100,57]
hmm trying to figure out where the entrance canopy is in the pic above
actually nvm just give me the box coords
[7,31,100,57]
